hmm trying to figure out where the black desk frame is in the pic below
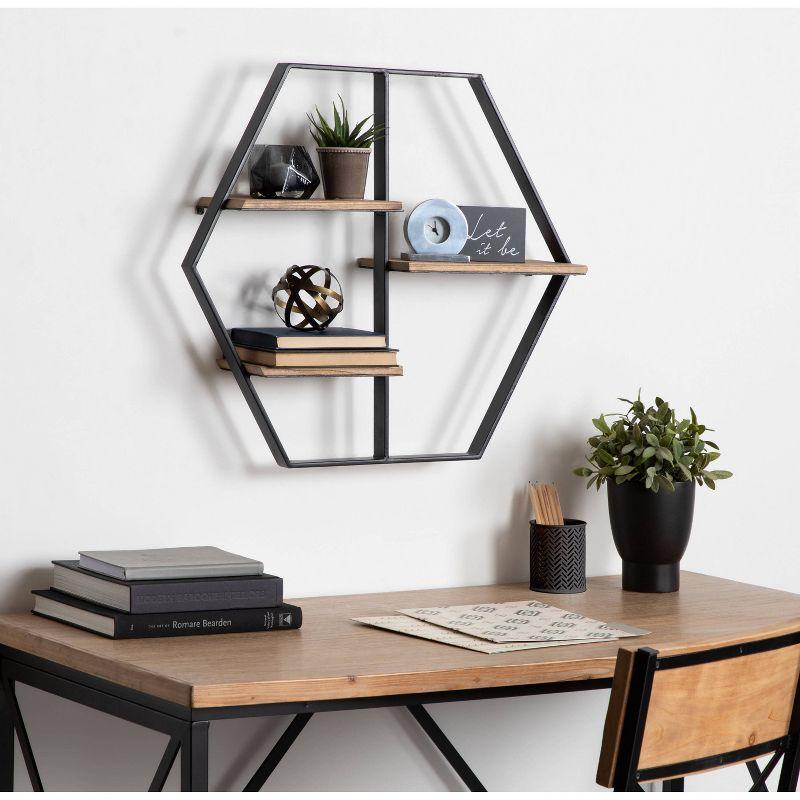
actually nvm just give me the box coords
[0,644,611,792]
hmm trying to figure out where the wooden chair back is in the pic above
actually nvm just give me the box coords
[597,632,800,790]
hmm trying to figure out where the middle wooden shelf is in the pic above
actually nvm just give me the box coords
[357,258,588,275]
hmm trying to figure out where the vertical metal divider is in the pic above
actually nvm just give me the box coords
[372,71,390,461]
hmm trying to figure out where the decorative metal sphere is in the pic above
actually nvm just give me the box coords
[272,265,344,331]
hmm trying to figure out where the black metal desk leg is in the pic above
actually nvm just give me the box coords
[0,673,12,792]
[778,734,800,791]
[181,721,209,791]
[406,705,486,791]
[663,778,684,791]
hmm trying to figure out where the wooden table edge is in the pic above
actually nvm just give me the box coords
[189,660,617,708]
[0,625,194,707]
[190,619,800,708]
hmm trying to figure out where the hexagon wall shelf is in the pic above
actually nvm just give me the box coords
[182,63,587,468]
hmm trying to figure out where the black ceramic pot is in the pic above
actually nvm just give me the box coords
[607,479,695,593]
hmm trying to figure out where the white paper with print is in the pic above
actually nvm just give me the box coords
[397,600,649,644]
[353,615,603,654]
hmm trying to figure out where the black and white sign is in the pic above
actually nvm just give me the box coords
[458,206,526,263]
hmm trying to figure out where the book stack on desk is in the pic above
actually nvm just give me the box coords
[31,546,302,639]
[219,327,403,377]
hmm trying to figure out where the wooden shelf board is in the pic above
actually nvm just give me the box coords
[218,358,403,378]
[197,197,403,213]
[357,258,588,275]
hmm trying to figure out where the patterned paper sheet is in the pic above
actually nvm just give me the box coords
[353,615,602,654]
[397,600,649,644]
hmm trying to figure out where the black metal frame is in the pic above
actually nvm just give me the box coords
[0,644,610,792]
[611,633,800,792]
[182,63,576,468]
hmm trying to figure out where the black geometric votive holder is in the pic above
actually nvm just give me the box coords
[249,145,320,199]
[529,518,587,594]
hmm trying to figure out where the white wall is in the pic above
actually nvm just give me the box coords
[1,8,799,791]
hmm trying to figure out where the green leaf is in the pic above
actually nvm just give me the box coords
[614,465,635,475]
[573,467,593,477]
[595,449,615,465]
[641,446,656,460]
[657,447,674,463]
[706,470,733,480]
[704,440,719,450]
[645,432,659,447]
[593,416,612,435]
[333,100,343,137]
[658,474,676,492]
[620,443,637,455]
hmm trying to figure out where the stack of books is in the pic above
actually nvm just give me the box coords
[219,327,403,377]
[31,546,301,639]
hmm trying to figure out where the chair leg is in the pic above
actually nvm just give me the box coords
[778,735,800,792]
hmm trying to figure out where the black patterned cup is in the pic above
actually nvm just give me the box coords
[530,518,587,594]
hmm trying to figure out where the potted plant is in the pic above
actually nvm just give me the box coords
[307,96,383,200]
[573,393,732,593]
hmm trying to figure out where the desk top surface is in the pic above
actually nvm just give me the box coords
[1,572,799,709]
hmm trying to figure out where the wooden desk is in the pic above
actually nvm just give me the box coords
[1,572,799,791]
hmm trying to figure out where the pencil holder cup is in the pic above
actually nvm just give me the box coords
[530,519,587,594]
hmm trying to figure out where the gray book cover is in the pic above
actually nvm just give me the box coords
[77,546,264,580]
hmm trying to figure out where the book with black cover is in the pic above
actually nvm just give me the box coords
[32,590,302,639]
[52,561,283,614]
[230,327,386,350]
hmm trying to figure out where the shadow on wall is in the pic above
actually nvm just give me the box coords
[124,64,263,473]
[1,568,52,613]
[124,62,543,473]
[486,422,616,585]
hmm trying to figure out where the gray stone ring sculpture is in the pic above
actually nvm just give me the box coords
[403,198,469,257]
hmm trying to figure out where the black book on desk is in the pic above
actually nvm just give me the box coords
[32,590,302,640]
[52,561,283,614]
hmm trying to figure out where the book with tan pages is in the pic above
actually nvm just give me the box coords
[235,346,398,367]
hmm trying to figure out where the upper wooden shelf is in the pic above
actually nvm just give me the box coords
[357,258,588,275]
[196,196,403,214]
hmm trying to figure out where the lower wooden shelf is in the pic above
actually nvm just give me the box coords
[357,258,588,275]
[218,359,403,378]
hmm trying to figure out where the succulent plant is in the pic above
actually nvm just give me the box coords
[573,393,732,493]
[307,95,383,149]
